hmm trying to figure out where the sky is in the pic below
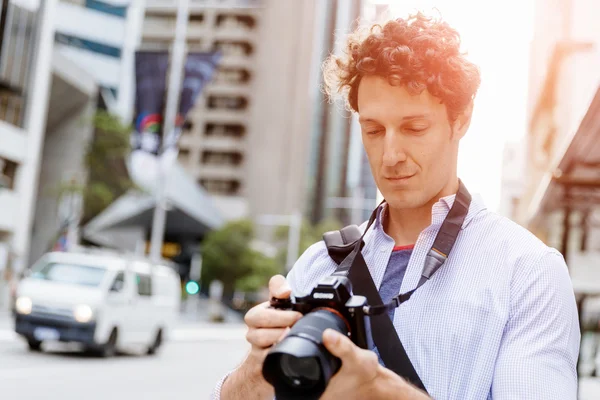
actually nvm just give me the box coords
[377,0,536,212]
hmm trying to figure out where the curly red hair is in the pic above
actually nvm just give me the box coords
[323,12,481,122]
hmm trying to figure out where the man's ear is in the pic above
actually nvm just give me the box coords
[452,101,474,140]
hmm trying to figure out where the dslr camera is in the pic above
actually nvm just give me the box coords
[262,275,373,400]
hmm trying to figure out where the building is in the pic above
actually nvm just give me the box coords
[516,0,600,378]
[498,140,526,220]
[0,0,95,307]
[516,0,600,260]
[140,0,316,224]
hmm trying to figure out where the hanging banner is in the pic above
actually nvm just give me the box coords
[129,51,221,192]
[128,51,169,192]
[161,51,222,169]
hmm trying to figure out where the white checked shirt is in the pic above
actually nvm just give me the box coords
[212,192,580,399]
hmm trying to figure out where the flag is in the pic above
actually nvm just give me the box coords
[129,51,169,192]
[161,51,222,169]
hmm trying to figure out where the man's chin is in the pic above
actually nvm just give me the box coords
[381,190,428,210]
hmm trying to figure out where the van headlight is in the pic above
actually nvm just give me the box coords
[15,297,33,315]
[73,304,94,323]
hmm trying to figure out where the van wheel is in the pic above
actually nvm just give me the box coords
[147,329,163,355]
[27,338,42,352]
[98,328,118,358]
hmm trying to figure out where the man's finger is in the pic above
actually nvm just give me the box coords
[268,274,291,299]
[246,328,288,348]
[245,307,302,328]
[322,329,357,362]
[277,326,291,342]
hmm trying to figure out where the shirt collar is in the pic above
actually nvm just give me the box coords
[373,190,487,232]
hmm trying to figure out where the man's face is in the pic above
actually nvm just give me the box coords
[358,76,467,210]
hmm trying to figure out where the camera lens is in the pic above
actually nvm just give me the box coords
[263,309,349,400]
[279,354,320,388]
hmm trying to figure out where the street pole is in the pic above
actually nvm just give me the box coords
[285,211,302,271]
[256,212,303,272]
[326,187,378,225]
[149,0,189,262]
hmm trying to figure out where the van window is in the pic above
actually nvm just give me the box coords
[136,273,152,296]
[30,263,106,287]
[110,272,125,292]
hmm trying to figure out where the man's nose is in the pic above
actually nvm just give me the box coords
[382,131,408,166]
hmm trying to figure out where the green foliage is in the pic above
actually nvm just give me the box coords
[274,218,343,268]
[81,111,136,223]
[200,219,281,295]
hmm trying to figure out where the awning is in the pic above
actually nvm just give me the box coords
[83,161,224,246]
[527,85,600,229]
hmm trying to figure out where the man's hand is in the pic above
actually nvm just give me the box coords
[220,275,302,400]
[320,329,430,400]
[243,275,302,370]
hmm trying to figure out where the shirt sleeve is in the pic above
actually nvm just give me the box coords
[210,372,232,400]
[491,249,580,399]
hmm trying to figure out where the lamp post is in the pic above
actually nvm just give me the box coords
[148,0,190,262]
[326,187,378,225]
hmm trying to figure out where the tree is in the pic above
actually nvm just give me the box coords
[200,219,281,296]
[81,111,137,224]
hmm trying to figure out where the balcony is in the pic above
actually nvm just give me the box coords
[200,108,250,123]
[146,0,264,13]
[197,164,244,181]
[201,136,245,152]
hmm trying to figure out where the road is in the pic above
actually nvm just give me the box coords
[0,319,249,400]
[2,314,600,399]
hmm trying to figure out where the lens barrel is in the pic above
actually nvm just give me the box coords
[263,309,349,400]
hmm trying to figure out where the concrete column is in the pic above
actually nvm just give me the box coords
[115,0,147,123]
[12,0,58,270]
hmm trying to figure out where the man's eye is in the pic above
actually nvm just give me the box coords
[405,127,427,134]
[366,129,383,135]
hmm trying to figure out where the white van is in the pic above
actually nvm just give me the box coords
[13,249,181,356]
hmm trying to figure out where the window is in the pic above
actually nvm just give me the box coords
[199,179,241,195]
[215,14,256,29]
[189,14,205,23]
[0,157,18,190]
[213,40,254,57]
[30,263,107,288]
[136,273,152,296]
[110,272,125,292]
[214,67,251,85]
[205,123,245,139]
[178,148,191,164]
[207,95,248,111]
[201,150,243,166]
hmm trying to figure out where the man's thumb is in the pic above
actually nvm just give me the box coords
[322,329,353,360]
[269,274,291,298]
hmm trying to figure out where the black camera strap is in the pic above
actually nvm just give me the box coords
[323,180,471,392]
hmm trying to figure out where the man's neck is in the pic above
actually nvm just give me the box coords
[383,178,460,247]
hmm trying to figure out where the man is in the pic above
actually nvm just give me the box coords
[213,12,580,399]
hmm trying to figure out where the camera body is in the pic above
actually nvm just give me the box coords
[262,275,373,400]
[271,275,372,349]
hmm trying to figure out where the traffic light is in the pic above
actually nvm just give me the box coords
[185,280,200,295]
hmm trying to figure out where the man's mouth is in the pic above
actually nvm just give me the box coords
[385,174,414,181]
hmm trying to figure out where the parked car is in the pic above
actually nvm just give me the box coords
[13,249,181,356]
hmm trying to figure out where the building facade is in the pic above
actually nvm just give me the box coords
[517,0,600,377]
[141,0,312,222]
